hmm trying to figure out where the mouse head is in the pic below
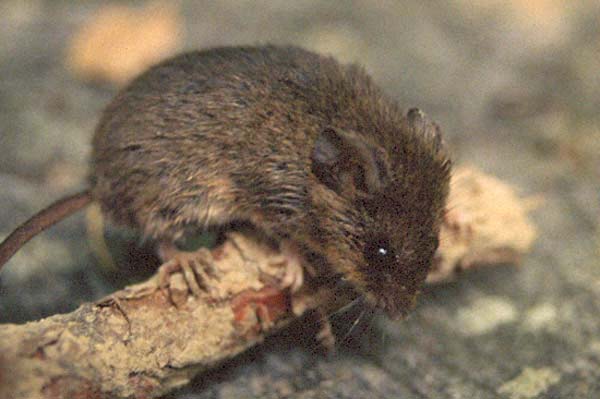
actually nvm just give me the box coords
[311,109,451,318]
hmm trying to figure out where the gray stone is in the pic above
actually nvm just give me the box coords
[1,1,599,398]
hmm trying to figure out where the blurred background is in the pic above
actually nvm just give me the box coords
[1,1,599,398]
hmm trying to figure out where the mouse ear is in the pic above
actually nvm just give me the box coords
[311,127,390,199]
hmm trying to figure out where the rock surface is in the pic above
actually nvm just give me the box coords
[1,1,599,398]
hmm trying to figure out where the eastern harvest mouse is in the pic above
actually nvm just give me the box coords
[0,45,451,319]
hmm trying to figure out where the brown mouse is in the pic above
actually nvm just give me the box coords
[0,45,451,318]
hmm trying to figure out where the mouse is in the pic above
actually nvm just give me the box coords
[0,45,451,319]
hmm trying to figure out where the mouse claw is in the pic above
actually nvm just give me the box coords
[268,241,304,292]
[157,247,221,298]
[158,256,203,297]
[280,257,304,293]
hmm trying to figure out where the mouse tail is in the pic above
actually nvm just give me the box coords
[0,190,93,271]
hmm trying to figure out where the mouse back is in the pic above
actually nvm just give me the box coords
[89,45,405,239]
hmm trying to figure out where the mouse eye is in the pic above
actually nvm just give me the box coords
[364,236,394,267]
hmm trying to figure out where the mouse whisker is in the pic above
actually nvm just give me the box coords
[340,307,367,345]
[328,295,364,319]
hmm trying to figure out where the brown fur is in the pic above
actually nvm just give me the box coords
[2,45,451,318]
[91,45,451,316]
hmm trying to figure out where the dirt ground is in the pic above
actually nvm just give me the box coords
[1,1,599,398]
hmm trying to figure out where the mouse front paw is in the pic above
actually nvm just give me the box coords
[266,240,305,293]
[226,234,305,293]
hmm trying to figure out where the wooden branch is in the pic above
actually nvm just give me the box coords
[0,167,538,399]
[428,166,539,283]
